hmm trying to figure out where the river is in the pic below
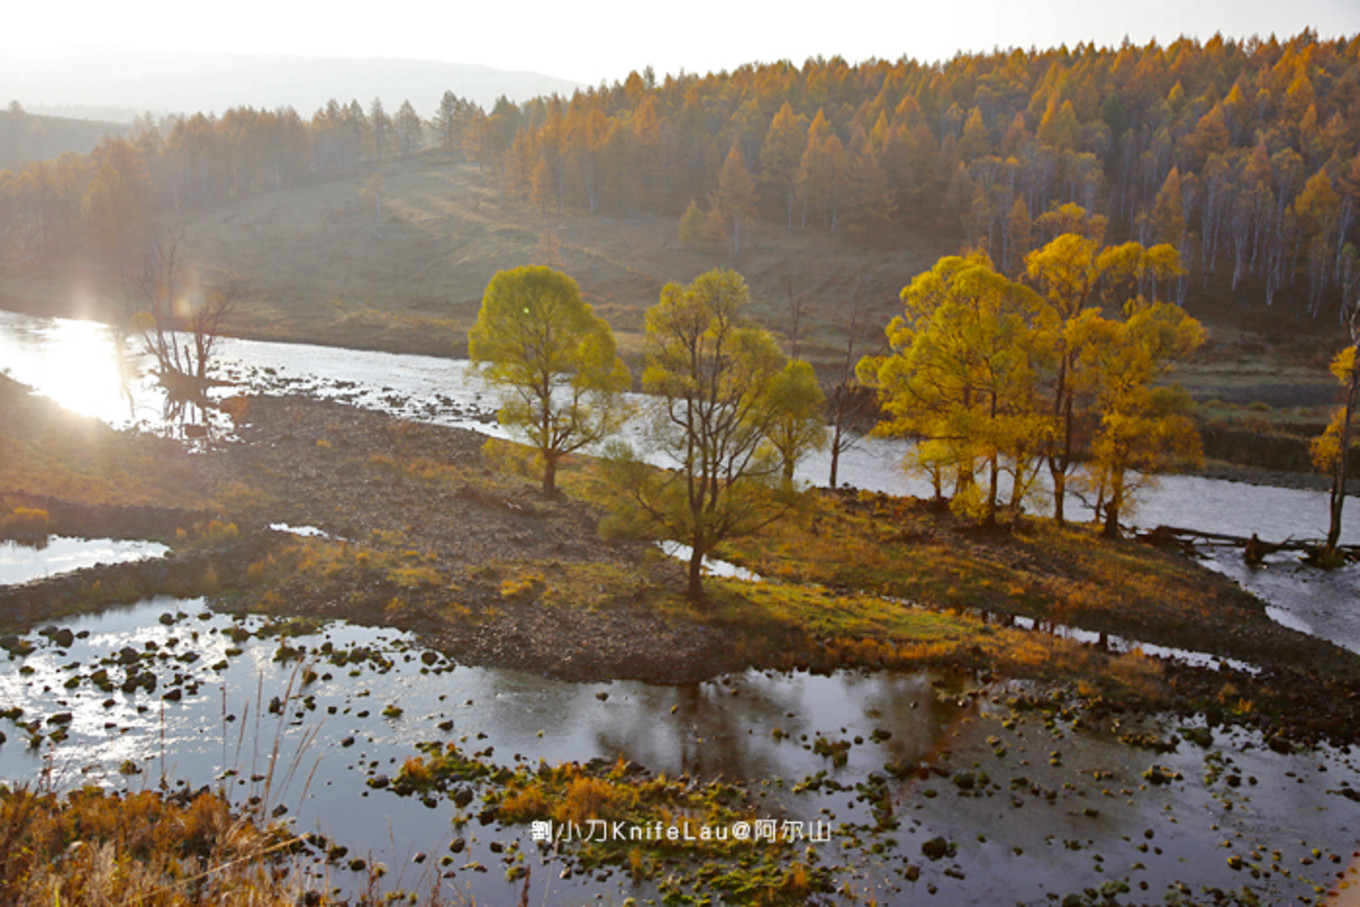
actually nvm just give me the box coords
[0,596,1353,906]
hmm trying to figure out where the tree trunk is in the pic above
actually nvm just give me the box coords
[1101,502,1120,539]
[1326,365,1359,555]
[1101,478,1123,539]
[986,456,1000,526]
[687,549,705,605]
[542,454,558,497]
[1051,467,1067,526]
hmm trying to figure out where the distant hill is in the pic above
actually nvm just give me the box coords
[0,51,584,119]
[0,106,123,170]
[0,153,945,364]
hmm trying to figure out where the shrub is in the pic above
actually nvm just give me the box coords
[0,507,49,543]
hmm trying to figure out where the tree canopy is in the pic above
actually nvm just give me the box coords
[1023,219,1187,524]
[603,269,813,603]
[860,232,1204,532]
[468,266,630,495]
[858,252,1044,525]
[4,33,1358,320]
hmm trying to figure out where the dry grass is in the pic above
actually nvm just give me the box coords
[0,786,314,907]
[245,536,452,595]
[0,374,209,509]
[719,490,1252,635]
[694,579,1163,699]
[481,757,831,902]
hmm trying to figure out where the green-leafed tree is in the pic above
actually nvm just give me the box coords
[469,266,630,495]
[764,359,827,484]
[603,269,802,604]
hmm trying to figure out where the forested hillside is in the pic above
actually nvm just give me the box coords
[469,32,1360,321]
[1,31,1357,330]
[0,104,122,171]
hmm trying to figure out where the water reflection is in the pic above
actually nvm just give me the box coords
[0,537,169,586]
[1200,549,1360,655]
[0,598,971,795]
[0,314,144,425]
[0,592,1353,905]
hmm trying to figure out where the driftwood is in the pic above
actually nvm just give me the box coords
[1138,524,1360,564]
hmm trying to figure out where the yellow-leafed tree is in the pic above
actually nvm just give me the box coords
[1311,329,1360,559]
[1024,216,1185,525]
[858,252,1045,526]
[1077,300,1205,537]
[603,269,807,603]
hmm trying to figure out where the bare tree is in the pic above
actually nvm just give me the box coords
[128,232,238,398]
[825,300,876,489]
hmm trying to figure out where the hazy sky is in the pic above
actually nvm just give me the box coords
[7,0,1359,84]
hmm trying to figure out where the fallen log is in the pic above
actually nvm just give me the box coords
[1138,524,1360,564]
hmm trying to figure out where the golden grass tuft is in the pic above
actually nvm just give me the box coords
[0,507,49,540]
[554,775,634,825]
[0,786,321,906]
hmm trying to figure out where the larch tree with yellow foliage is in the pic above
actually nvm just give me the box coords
[1311,315,1360,559]
[858,252,1045,527]
[1024,208,1187,525]
[469,266,630,496]
[1077,299,1205,538]
[714,145,756,255]
[759,102,807,229]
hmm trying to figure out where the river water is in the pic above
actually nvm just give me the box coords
[4,309,1356,541]
[0,537,169,586]
[3,310,1360,903]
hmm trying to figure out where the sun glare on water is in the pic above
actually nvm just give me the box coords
[39,320,134,420]
[1,316,142,424]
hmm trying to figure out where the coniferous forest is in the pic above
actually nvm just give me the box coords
[2,31,1359,321]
